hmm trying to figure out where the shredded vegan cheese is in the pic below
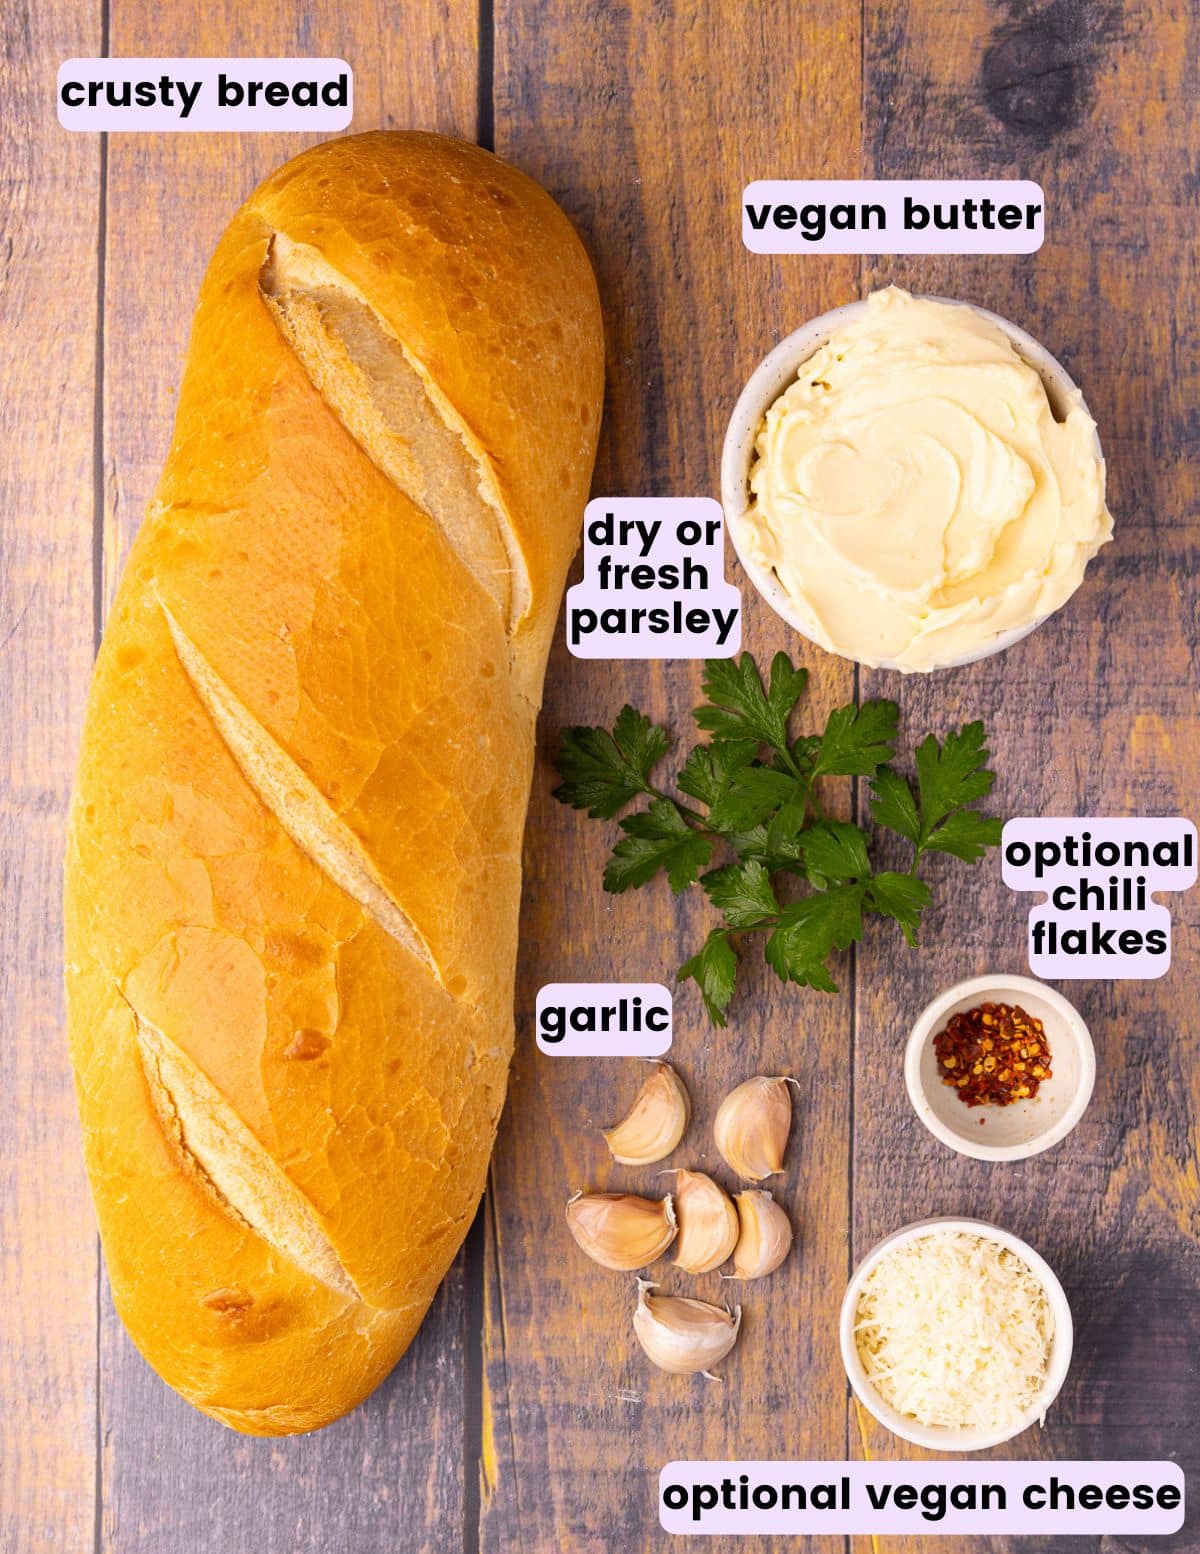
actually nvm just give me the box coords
[854,1230,1054,1432]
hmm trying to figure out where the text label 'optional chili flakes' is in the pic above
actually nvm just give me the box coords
[1002,818,1197,979]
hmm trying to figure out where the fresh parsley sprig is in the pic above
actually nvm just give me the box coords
[553,651,1003,1025]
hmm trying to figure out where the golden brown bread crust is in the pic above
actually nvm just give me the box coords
[64,132,604,1434]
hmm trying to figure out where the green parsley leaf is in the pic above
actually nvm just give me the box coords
[701,859,779,928]
[868,871,932,946]
[678,929,738,1027]
[812,699,899,778]
[767,650,811,722]
[552,653,1003,1024]
[764,882,866,992]
[706,764,801,833]
[868,766,921,844]
[726,823,807,872]
[922,809,1004,863]
[603,799,712,894]
[791,733,823,772]
[613,704,671,780]
[695,652,807,755]
[764,788,809,855]
[799,820,872,882]
[914,721,995,838]
[553,706,670,819]
[677,741,747,807]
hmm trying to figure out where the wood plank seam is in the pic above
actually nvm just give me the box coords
[476,0,495,153]
[463,5,496,1548]
[91,1,110,1543]
[847,124,867,1551]
[845,673,862,1554]
[461,1203,487,1554]
[480,1176,528,1554]
[92,1269,102,1554]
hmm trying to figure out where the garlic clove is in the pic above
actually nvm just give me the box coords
[729,1188,793,1279]
[632,1279,742,1377]
[669,1169,739,1274]
[602,1061,690,1166]
[712,1074,795,1180]
[565,1191,676,1271]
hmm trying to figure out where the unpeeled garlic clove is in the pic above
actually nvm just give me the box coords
[565,1191,676,1271]
[602,1061,690,1165]
[729,1189,793,1279]
[713,1075,795,1180]
[632,1280,742,1377]
[669,1170,739,1274]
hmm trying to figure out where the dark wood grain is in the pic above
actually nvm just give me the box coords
[6,2,1199,1550]
[853,4,1200,1553]
[96,5,480,1552]
[98,1264,471,1551]
[483,5,863,1550]
[0,3,102,1551]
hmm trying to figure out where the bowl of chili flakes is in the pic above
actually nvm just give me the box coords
[905,974,1095,1161]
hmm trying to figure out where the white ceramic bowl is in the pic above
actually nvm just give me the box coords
[840,1215,1074,1451]
[905,973,1095,1161]
[719,295,1104,672]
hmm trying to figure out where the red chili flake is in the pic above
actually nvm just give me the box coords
[933,1002,1052,1108]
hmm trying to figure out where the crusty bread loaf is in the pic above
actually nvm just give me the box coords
[64,131,604,1434]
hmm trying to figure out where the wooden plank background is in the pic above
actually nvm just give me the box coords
[0,2,101,1552]
[2,1,1196,1552]
[852,9,1200,1554]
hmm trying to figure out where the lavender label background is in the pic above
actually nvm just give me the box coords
[659,1460,1185,1536]
[1003,817,1196,979]
[742,179,1045,254]
[565,497,742,660]
[535,982,672,1057]
[57,59,353,131]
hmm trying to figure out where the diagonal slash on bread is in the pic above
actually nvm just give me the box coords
[161,602,440,982]
[259,231,531,638]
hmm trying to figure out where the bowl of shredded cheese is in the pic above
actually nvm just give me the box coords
[839,1217,1073,1450]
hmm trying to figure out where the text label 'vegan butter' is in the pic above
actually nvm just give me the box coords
[739,288,1112,672]
[742,180,1045,254]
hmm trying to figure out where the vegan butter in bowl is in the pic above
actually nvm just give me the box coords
[722,287,1113,671]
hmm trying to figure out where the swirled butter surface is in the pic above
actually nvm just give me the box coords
[742,287,1112,671]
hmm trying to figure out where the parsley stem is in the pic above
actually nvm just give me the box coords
[775,746,809,783]
[648,785,718,834]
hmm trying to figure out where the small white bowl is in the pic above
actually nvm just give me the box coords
[840,1215,1074,1451]
[719,295,1104,672]
[905,973,1095,1161]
